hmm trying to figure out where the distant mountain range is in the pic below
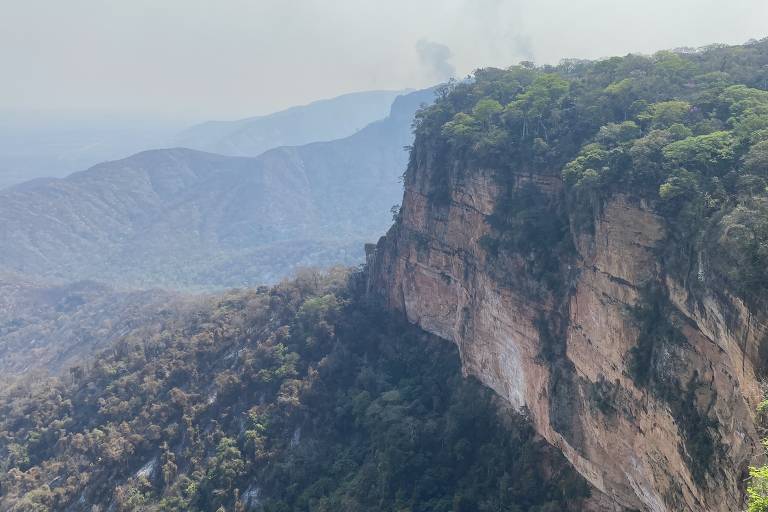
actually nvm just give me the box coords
[175,89,408,156]
[0,88,435,290]
[0,89,407,190]
[0,113,185,190]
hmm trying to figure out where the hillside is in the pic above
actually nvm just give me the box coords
[0,273,193,388]
[367,39,768,511]
[0,270,599,512]
[0,89,434,290]
[174,90,408,157]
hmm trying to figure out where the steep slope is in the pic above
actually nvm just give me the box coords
[0,270,601,512]
[0,89,434,289]
[174,89,407,157]
[368,41,768,511]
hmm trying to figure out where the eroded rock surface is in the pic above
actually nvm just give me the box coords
[367,152,768,511]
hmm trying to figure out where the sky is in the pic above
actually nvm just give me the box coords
[1,0,767,121]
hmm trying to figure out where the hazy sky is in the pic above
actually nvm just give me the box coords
[2,0,767,120]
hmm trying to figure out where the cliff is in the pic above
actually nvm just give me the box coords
[366,45,768,511]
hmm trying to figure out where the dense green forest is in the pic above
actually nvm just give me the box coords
[0,269,589,511]
[414,38,768,305]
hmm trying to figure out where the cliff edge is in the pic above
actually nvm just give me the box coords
[367,44,768,511]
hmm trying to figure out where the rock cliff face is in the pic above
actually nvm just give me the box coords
[367,144,768,511]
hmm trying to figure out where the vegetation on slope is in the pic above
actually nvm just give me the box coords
[0,270,590,511]
[0,275,190,389]
[746,398,768,511]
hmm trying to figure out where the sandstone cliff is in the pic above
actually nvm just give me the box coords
[367,142,768,510]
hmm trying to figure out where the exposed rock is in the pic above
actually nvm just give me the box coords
[134,457,158,480]
[368,145,767,511]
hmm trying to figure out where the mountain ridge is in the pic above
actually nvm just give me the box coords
[0,88,435,290]
[175,89,410,157]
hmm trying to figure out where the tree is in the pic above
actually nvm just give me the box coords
[596,121,641,145]
[562,143,609,187]
[441,112,478,147]
[472,99,503,128]
[639,100,692,128]
[504,74,569,140]
[745,140,768,176]
[207,438,245,500]
[662,131,736,175]
[604,78,636,120]
[652,50,696,81]
[659,168,700,201]
[748,466,768,512]
[718,85,768,140]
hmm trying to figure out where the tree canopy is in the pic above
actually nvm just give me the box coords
[412,37,768,305]
[0,270,590,512]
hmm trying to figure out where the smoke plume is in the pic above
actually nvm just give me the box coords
[416,39,456,82]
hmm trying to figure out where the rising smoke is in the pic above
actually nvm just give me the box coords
[415,39,456,82]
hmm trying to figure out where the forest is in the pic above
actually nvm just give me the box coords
[414,40,768,305]
[0,269,589,511]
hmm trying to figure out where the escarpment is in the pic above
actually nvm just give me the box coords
[368,143,766,511]
[366,49,768,510]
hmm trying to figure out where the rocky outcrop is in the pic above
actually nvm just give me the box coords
[367,148,768,511]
